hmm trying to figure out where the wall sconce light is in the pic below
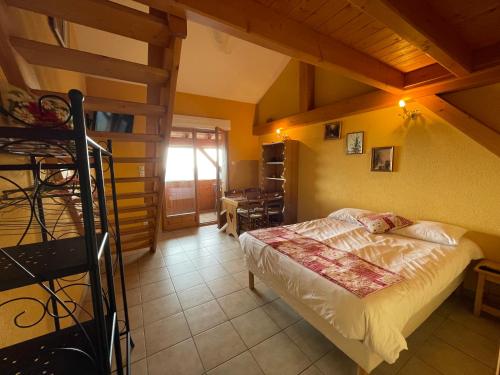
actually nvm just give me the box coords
[275,127,289,140]
[398,99,420,120]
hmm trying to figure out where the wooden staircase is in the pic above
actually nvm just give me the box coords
[0,0,187,253]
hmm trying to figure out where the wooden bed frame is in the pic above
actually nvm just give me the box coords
[248,269,464,374]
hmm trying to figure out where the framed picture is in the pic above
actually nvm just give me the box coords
[324,121,341,140]
[371,146,394,172]
[346,131,364,154]
[48,17,69,47]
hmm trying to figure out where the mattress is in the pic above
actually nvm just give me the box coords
[239,217,483,363]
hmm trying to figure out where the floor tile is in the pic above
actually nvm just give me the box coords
[139,266,170,285]
[217,290,259,319]
[138,252,165,272]
[246,284,279,306]
[415,336,494,375]
[144,312,191,355]
[172,271,204,292]
[285,320,334,362]
[300,365,323,375]
[194,321,246,370]
[262,299,301,329]
[231,307,280,347]
[185,300,228,335]
[147,338,204,375]
[207,275,243,298]
[250,332,311,375]
[190,255,220,269]
[221,258,247,274]
[129,358,148,375]
[177,283,215,310]
[140,279,175,303]
[116,272,139,290]
[118,304,143,330]
[167,260,196,277]
[434,318,498,367]
[314,348,357,375]
[164,253,191,266]
[207,351,264,375]
[198,264,230,282]
[142,293,182,325]
[448,303,500,342]
[116,287,142,308]
[397,357,441,375]
[117,328,146,368]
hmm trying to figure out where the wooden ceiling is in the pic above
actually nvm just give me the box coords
[256,0,435,72]
[254,0,499,74]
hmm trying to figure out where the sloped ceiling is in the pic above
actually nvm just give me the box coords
[72,17,290,103]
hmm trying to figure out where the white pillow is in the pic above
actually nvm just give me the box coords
[392,220,468,246]
[328,208,374,225]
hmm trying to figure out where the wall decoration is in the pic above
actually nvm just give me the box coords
[371,146,394,172]
[324,121,341,140]
[346,132,364,154]
[48,17,69,47]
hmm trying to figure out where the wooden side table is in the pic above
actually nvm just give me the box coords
[473,259,500,317]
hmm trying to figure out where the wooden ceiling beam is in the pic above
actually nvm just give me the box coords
[10,36,169,85]
[0,0,38,88]
[299,62,315,112]
[347,0,472,76]
[254,90,399,135]
[404,64,453,89]
[255,63,500,135]
[417,95,500,158]
[5,0,186,46]
[135,0,405,93]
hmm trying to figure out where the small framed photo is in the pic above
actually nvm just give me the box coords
[346,131,364,154]
[371,146,394,172]
[324,121,341,140]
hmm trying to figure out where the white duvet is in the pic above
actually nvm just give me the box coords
[239,218,483,363]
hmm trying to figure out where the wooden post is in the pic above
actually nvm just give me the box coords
[299,62,315,112]
[248,271,255,290]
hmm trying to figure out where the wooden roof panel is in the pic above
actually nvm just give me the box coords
[426,0,500,49]
[270,0,436,72]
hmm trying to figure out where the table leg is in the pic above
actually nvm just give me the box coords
[474,274,486,316]
[248,271,255,290]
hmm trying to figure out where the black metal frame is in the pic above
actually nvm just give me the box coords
[0,89,131,374]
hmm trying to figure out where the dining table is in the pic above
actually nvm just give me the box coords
[221,194,283,238]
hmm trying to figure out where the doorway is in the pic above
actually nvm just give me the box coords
[163,127,227,230]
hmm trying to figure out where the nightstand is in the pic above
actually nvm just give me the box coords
[473,259,500,317]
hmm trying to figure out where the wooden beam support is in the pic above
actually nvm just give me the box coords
[347,0,472,76]
[5,0,186,46]
[0,0,38,88]
[418,95,500,158]
[404,64,453,89]
[136,0,405,93]
[254,90,399,135]
[299,62,315,112]
[10,36,169,85]
[406,64,500,98]
[33,89,166,116]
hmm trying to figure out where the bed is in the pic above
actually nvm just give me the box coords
[239,214,483,374]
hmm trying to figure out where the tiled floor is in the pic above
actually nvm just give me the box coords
[117,225,499,375]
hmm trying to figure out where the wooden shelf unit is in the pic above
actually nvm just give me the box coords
[261,140,299,224]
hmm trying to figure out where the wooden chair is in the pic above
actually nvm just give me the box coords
[237,199,266,232]
[266,197,284,226]
[244,187,262,200]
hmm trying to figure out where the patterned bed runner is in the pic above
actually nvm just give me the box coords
[248,226,404,298]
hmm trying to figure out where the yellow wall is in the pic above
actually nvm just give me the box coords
[256,61,500,262]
